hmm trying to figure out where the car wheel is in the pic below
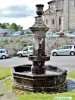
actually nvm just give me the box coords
[70,51,75,56]
[52,52,57,56]
[18,54,22,57]
[2,55,6,59]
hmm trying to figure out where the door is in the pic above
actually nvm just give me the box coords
[22,47,28,56]
[28,46,33,56]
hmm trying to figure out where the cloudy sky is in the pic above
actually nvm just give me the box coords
[0,0,50,29]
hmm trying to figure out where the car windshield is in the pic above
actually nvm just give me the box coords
[57,46,65,50]
[57,45,72,50]
[23,47,28,51]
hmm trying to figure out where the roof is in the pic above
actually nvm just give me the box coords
[48,0,56,4]
[43,9,50,15]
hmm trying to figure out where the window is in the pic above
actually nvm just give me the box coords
[52,19,54,24]
[57,46,64,50]
[23,47,28,51]
[74,0,75,7]
[63,46,72,49]
[30,47,33,50]
[59,17,61,25]
[0,50,5,53]
[46,19,48,24]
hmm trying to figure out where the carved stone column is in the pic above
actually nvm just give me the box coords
[29,4,50,74]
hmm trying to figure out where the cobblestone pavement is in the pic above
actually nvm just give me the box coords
[67,78,75,91]
[0,77,18,100]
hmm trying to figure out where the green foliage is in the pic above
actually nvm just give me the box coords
[0,22,23,32]
[0,38,9,45]
[17,25,23,31]
[0,23,7,29]
[8,23,19,32]
[26,31,30,34]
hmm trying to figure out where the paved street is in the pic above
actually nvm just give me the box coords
[46,55,75,71]
[0,56,75,71]
[0,57,32,67]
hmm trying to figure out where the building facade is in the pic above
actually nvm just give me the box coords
[43,0,75,32]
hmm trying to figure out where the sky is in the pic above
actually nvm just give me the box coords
[0,0,50,30]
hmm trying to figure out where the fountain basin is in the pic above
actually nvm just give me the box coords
[12,65,67,92]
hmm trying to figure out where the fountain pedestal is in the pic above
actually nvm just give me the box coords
[12,4,67,92]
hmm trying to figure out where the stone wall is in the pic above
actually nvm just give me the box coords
[45,37,75,55]
[0,36,75,56]
[0,36,33,56]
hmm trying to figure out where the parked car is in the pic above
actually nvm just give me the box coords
[46,31,65,37]
[17,46,33,57]
[13,31,24,36]
[0,49,9,59]
[46,31,54,37]
[67,32,75,37]
[51,45,75,56]
[52,32,60,37]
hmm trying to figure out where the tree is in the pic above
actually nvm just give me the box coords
[17,25,23,31]
[0,23,7,29]
[8,23,23,32]
[3,23,10,29]
[0,23,10,29]
[0,22,23,34]
[8,23,18,32]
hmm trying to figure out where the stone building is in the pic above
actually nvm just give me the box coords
[43,0,75,32]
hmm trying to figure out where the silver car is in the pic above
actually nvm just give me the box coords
[51,45,75,56]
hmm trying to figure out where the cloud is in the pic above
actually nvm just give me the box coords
[0,5,35,18]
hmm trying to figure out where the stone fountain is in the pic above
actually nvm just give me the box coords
[12,4,67,92]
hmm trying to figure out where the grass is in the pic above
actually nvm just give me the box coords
[2,78,12,90]
[0,67,11,80]
[0,91,4,96]
[16,71,75,100]
[0,78,12,97]
[16,90,75,100]
[0,67,12,96]
[67,71,75,79]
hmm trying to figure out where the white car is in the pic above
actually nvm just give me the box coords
[51,45,75,56]
[17,46,33,57]
[0,49,9,59]
[66,32,75,37]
